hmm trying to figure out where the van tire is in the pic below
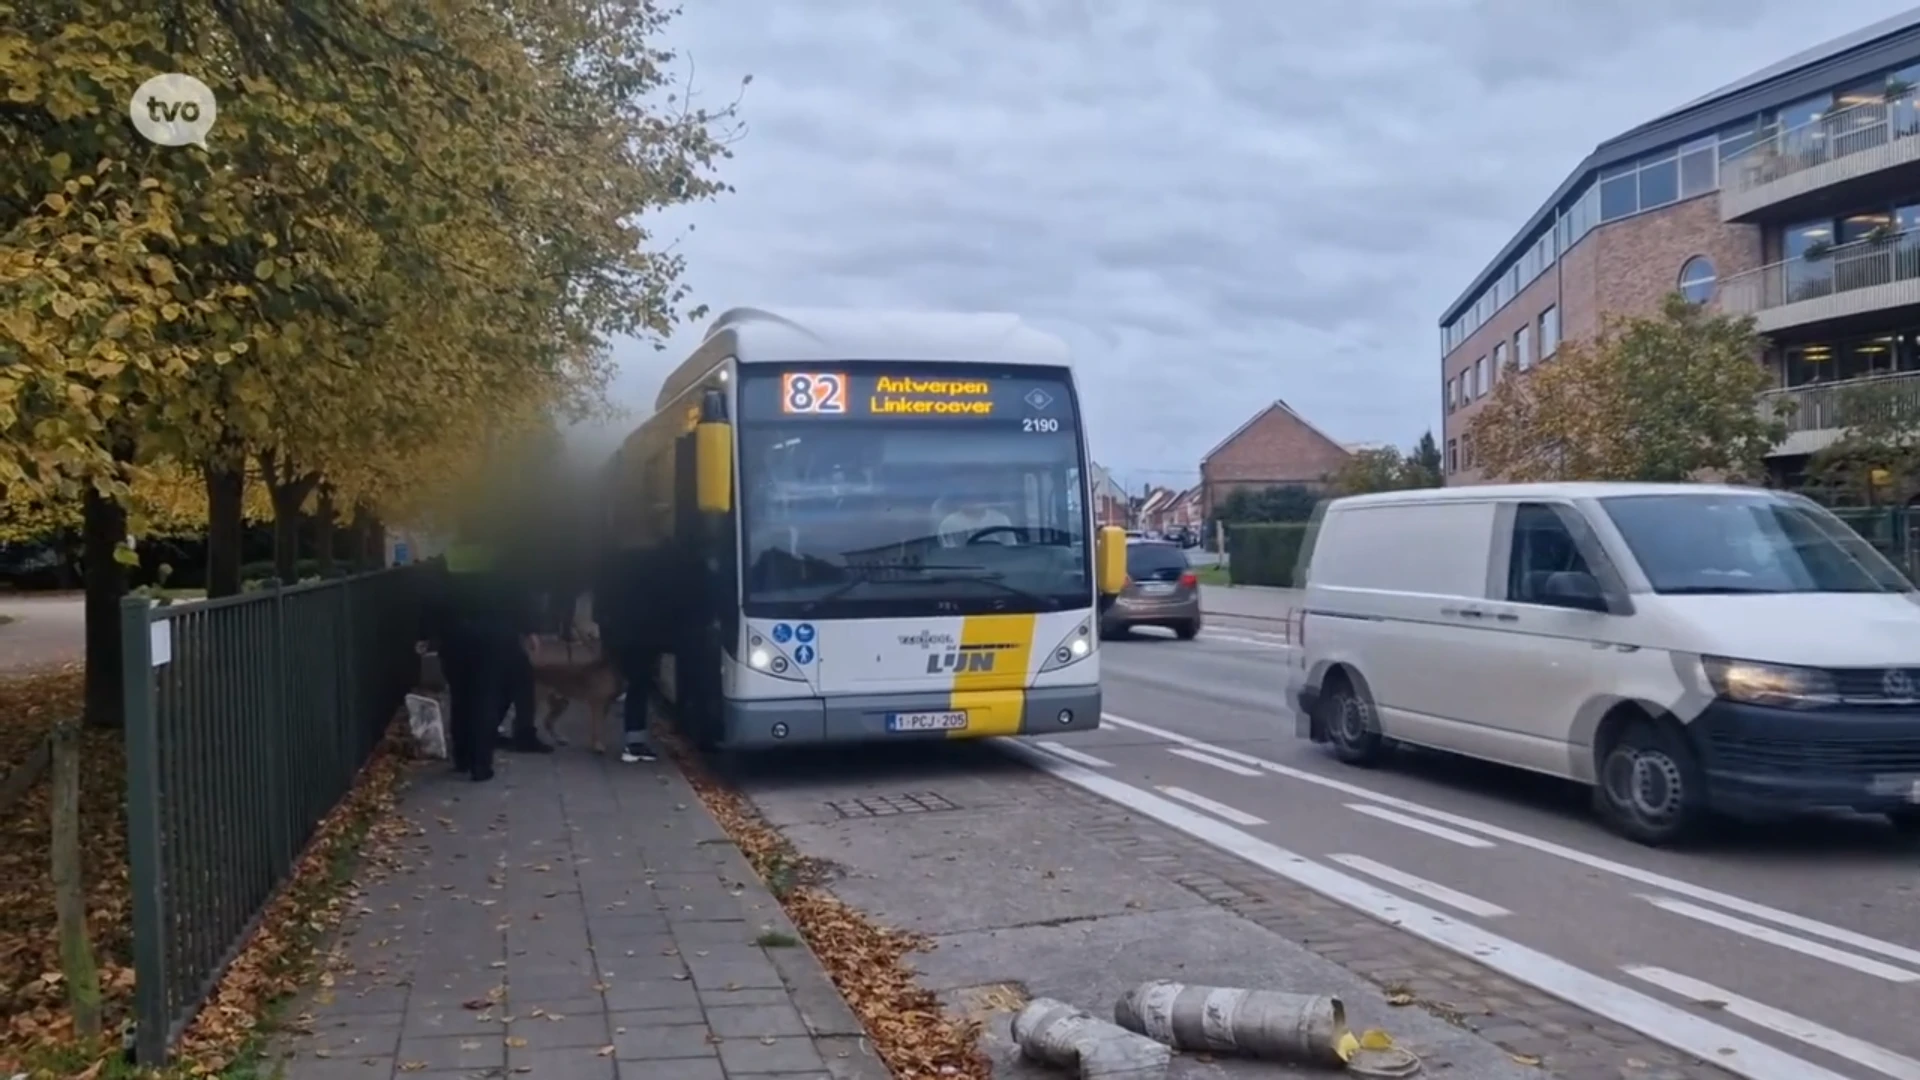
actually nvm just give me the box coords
[1174,619,1200,641]
[1889,809,1920,838]
[1594,716,1709,847]
[1318,679,1385,766]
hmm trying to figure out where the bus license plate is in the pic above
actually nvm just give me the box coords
[888,710,968,733]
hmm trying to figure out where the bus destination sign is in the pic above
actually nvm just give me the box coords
[765,370,1071,423]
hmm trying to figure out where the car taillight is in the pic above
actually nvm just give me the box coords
[1179,573,1198,588]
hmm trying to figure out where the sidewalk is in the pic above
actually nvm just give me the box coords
[271,741,887,1080]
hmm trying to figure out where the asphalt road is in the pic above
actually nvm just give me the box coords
[1047,610,1920,1080]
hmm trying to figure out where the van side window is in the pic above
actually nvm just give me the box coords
[1507,503,1593,604]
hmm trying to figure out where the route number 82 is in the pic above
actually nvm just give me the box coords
[780,372,847,414]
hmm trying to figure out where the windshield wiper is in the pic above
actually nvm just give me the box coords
[799,564,1059,611]
[912,569,1061,609]
[1658,585,1781,595]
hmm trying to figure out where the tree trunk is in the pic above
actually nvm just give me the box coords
[368,515,387,568]
[259,450,321,584]
[204,458,245,598]
[81,484,127,730]
[314,487,337,576]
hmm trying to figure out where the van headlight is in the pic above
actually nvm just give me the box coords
[745,632,807,682]
[1039,621,1094,673]
[1701,656,1838,709]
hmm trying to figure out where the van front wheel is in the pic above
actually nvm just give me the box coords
[1595,717,1709,846]
[1318,680,1385,767]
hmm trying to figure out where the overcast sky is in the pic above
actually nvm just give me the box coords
[580,0,1919,492]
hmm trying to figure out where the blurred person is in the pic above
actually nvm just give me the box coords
[433,512,535,781]
[937,493,1015,547]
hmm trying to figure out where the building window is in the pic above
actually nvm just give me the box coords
[1516,324,1532,370]
[1493,341,1508,377]
[1541,306,1560,357]
[1638,152,1679,209]
[1474,356,1488,396]
[1446,438,1458,473]
[1679,136,1718,197]
[1462,434,1476,469]
[1599,163,1638,220]
[1446,377,1457,412]
[1678,256,1717,304]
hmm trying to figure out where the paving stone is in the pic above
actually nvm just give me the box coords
[507,1009,611,1049]
[601,976,700,1011]
[704,1002,809,1038]
[610,1021,717,1060]
[508,1043,619,1078]
[395,1031,504,1071]
[618,1059,725,1080]
[716,1035,825,1074]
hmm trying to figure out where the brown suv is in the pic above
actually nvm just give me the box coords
[1099,540,1201,639]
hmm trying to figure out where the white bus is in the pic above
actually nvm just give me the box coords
[602,307,1127,750]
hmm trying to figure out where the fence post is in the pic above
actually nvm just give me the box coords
[120,596,169,1065]
[49,719,102,1041]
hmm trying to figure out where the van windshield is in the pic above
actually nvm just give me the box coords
[1599,494,1913,595]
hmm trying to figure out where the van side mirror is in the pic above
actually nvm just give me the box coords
[1095,525,1128,596]
[1542,571,1608,612]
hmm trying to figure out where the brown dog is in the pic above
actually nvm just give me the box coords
[524,621,627,755]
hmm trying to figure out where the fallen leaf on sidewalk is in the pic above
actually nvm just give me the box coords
[1510,1052,1542,1066]
[1385,991,1414,1006]
[597,1044,615,1057]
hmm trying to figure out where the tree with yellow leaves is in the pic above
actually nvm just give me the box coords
[1,0,743,723]
[1469,294,1788,484]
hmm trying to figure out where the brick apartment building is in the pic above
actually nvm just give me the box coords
[1199,399,1352,520]
[1440,11,1920,487]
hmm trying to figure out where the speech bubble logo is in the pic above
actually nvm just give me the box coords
[129,73,218,149]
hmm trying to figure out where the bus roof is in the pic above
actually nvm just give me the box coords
[655,307,1071,411]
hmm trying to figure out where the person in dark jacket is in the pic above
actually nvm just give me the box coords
[594,545,672,763]
[432,521,537,781]
[494,522,556,754]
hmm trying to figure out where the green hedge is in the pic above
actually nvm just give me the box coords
[1226,523,1309,587]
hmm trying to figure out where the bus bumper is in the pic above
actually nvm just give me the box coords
[717,685,1102,749]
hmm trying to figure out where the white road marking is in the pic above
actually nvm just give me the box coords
[1348,803,1495,848]
[1624,966,1920,1080]
[1167,746,1263,777]
[1100,712,1920,971]
[1640,895,1920,983]
[1198,631,1288,650]
[998,740,1852,1080]
[1033,741,1113,769]
[1329,854,1511,919]
[1157,785,1266,826]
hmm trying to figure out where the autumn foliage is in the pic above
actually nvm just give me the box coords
[1468,294,1788,484]
[1,0,742,547]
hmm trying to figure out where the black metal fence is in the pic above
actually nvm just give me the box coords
[119,568,423,1064]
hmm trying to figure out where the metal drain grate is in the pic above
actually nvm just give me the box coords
[829,792,960,818]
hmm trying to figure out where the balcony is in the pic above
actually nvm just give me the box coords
[1759,369,1920,457]
[1719,232,1920,333]
[1722,88,1920,223]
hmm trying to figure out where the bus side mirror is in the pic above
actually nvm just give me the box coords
[695,421,732,514]
[1096,525,1127,596]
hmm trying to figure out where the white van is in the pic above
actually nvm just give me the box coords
[1286,482,1920,846]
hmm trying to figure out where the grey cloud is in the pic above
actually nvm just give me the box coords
[577,0,1919,481]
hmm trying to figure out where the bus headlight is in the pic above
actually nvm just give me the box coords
[746,632,807,682]
[1039,621,1094,673]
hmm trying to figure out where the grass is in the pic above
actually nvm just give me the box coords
[1192,565,1231,586]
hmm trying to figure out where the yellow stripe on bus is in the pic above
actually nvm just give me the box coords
[947,613,1035,738]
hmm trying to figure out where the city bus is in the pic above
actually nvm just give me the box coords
[600,306,1126,750]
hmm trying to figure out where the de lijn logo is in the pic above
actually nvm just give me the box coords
[129,73,218,149]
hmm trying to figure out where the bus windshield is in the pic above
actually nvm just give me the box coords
[737,366,1089,617]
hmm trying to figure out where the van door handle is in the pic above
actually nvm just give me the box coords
[1452,608,1486,619]
[1494,612,1519,623]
